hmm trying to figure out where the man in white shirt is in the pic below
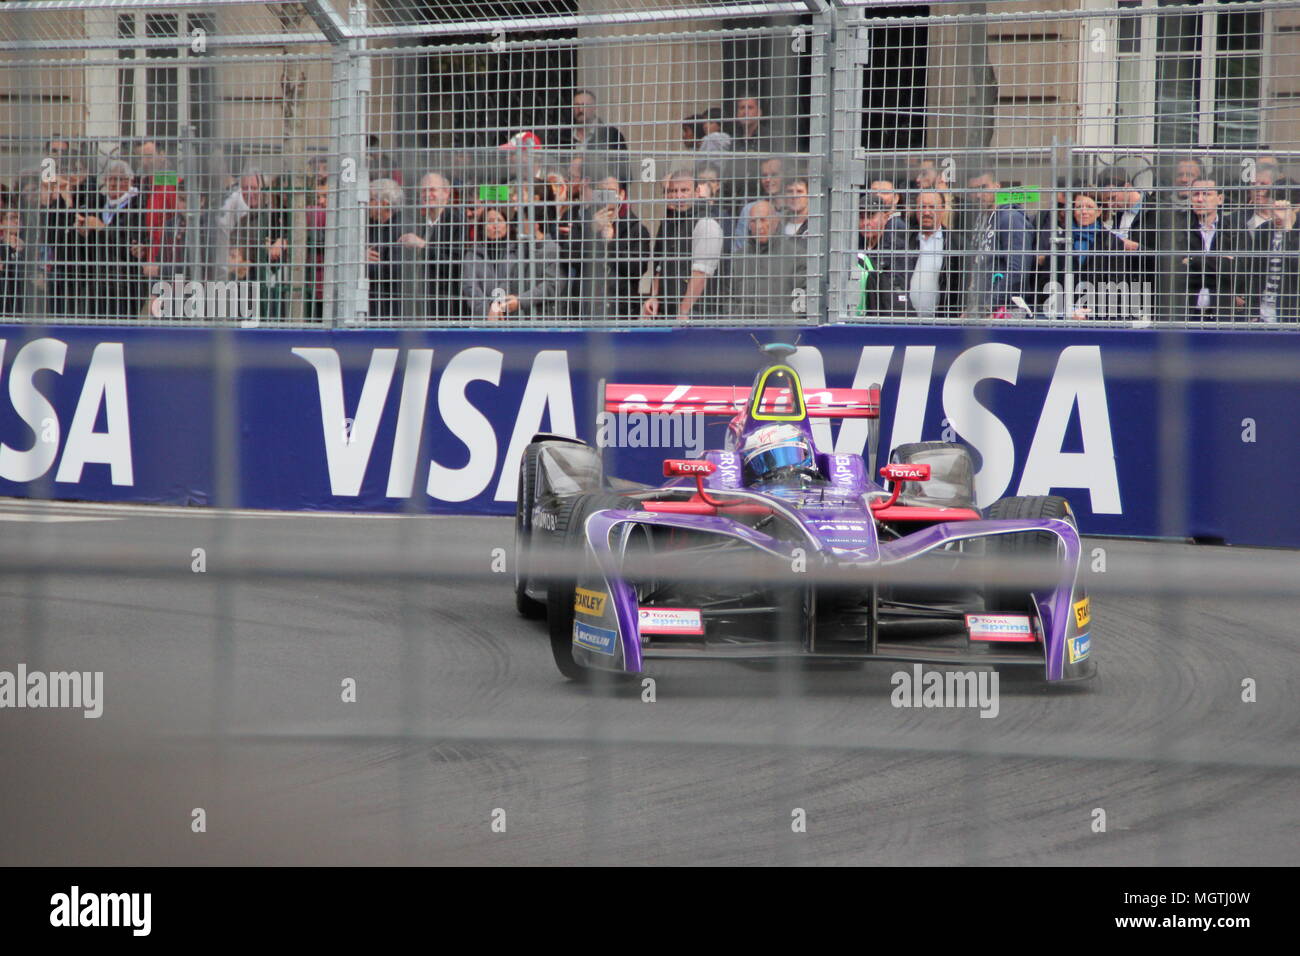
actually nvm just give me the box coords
[880,191,957,319]
[644,170,724,320]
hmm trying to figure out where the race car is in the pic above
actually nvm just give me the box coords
[514,343,1095,683]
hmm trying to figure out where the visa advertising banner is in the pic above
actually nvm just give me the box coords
[0,324,1295,546]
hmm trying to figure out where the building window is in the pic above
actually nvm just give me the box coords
[1114,0,1263,149]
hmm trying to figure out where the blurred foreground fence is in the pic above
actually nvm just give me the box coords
[1,0,1299,328]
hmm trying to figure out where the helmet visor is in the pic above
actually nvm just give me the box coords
[746,443,813,480]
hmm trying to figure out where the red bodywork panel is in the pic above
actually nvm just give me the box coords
[605,384,880,419]
[641,499,772,516]
[871,505,982,522]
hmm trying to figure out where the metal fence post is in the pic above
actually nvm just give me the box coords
[328,0,371,327]
[824,6,865,324]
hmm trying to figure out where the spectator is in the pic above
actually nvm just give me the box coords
[578,175,651,321]
[694,161,734,245]
[71,159,148,319]
[366,178,404,320]
[556,89,628,153]
[909,157,955,225]
[730,199,804,321]
[462,204,562,321]
[782,176,810,238]
[681,113,705,152]
[870,178,908,249]
[399,171,467,322]
[538,168,583,316]
[1171,177,1241,321]
[855,194,899,316]
[960,169,1033,319]
[732,156,786,253]
[1033,179,1073,294]
[216,168,266,275]
[644,169,724,320]
[1223,167,1280,306]
[1096,167,1159,287]
[0,204,25,316]
[555,90,629,188]
[1065,192,1128,289]
[1239,187,1300,323]
[883,190,962,319]
[730,94,771,153]
[304,178,328,321]
[33,172,78,317]
[1225,167,1277,237]
[219,169,288,321]
[698,108,733,153]
[1168,156,1205,219]
[728,94,773,201]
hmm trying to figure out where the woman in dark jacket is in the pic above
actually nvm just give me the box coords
[461,205,562,321]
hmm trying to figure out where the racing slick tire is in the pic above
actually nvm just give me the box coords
[514,443,547,619]
[889,441,977,508]
[983,494,1075,614]
[547,493,642,681]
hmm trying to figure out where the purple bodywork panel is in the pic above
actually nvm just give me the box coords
[578,502,1083,680]
[877,518,1083,680]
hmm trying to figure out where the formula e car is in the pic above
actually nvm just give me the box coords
[514,343,1095,683]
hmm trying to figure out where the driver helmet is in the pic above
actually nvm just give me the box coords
[742,424,817,484]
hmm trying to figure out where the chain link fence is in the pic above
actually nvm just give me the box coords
[0,0,1296,328]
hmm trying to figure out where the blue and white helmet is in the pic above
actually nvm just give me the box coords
[742,424,816,484]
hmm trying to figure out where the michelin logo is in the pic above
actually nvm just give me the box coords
[574,621,618,656]
[1068,632,1091,663]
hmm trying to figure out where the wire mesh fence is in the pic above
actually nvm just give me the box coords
[0,0,1298,871]
[0,0,1296,328]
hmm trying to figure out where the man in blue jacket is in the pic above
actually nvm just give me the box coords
[960,170,1033,320]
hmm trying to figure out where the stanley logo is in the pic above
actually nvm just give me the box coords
[574,588,607,617]
[1073,597,1091,629]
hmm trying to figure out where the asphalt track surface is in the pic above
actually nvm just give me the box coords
[0,498,1296,866]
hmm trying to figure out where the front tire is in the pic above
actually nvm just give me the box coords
[983,494,1075,614]
[514,443,546,619]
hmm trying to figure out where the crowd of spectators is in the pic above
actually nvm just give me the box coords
[854,154,1300,322]
[1,98,1296,324]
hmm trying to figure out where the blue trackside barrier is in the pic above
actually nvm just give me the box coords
[0,323,1296,547]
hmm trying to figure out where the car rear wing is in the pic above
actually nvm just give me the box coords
[604,384,880,419]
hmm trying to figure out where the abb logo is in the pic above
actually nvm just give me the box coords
[881,463,931,483]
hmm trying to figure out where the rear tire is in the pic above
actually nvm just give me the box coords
[547,493,642,681]
[514,443,547,619]
[983,495,1075,614]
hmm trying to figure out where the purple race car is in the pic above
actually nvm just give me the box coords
[514,344,1095,683]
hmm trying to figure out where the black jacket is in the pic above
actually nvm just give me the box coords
[878,226,963,318]
[1236,223,1300,323]
[416,206,466,321]
[1168,212,1244,320]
